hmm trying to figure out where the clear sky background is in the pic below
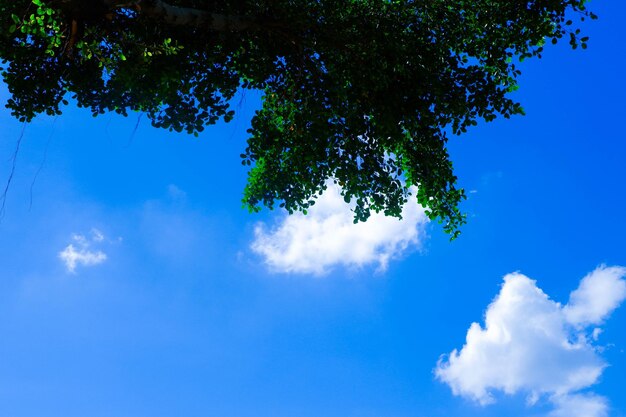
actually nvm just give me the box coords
[0,2,625,417]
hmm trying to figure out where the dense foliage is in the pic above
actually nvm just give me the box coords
[0,0,595,237]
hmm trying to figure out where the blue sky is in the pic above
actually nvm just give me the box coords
[0,2,625,417]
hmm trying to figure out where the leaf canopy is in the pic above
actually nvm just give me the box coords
[0,0,595,237]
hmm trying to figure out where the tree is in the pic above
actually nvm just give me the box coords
[0,0,595,237]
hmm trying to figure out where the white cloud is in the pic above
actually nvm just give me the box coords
[564,266,626,326]
[251,184,428,275]
[435,265,626,417]
[59,245,107,273]
[58,230,109,273]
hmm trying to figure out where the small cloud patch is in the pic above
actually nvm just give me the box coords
[58,229,109,273]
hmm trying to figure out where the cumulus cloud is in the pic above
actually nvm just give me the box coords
[58,229,108,273]
[251,184,428,275]
[435,265,626,417]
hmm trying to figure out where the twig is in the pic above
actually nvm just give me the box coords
[29,117,58,211]
[0,123,27,221]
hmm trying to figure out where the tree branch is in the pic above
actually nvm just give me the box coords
[105,0,257,31]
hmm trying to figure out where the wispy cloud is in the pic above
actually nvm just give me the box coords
[435,265,626,417]
[549,393,609,417]
[58,228,109,273]
[251,184,428,275]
